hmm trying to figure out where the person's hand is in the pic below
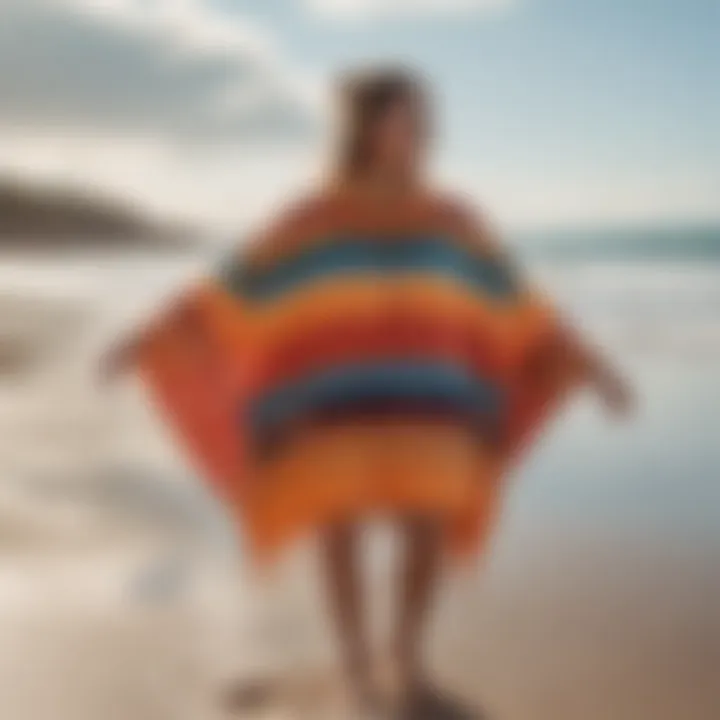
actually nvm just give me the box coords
[596,367,634,419]
[97,337,140,386]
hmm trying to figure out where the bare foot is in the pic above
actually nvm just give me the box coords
[397,679,486,720]
[221,677,281,714]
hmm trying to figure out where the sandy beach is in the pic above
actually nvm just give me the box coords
[1,256,719,719]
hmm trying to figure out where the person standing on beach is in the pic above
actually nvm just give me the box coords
[102,66,632,718]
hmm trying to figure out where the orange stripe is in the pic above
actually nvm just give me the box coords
[249,275,553,368]
[246,190,494,271]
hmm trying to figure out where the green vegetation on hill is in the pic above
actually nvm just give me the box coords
[0,178,186,246]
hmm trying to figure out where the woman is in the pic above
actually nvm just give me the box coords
[103,67,631,717]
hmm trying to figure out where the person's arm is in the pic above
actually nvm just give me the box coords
[560,327,633,416]
[97,198,304,384]
[456,199,633,418]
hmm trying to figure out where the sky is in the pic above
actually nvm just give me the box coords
[0,0,717,230]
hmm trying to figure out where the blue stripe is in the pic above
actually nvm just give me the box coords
[248,360,504,436]
[228,235,518,301]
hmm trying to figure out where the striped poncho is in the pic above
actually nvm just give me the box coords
[138,189,581,559]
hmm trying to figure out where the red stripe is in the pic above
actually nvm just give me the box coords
[255,313,511,392]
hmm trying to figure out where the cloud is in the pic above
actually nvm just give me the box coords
[305,0,514,21]
[0,0,319,143]
[0,0,326,227]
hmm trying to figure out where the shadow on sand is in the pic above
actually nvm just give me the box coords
[221,675,488,719]
[399,683,487,720]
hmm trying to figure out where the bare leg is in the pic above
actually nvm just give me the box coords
[395,515,443,691]
[395,517,485,719]
[320,522,375,706]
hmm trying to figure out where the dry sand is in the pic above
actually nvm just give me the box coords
[0,294,719,720]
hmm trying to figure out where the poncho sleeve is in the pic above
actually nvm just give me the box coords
[133,197,328,521]
[133,244,257,515]
[446,204,589,554]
